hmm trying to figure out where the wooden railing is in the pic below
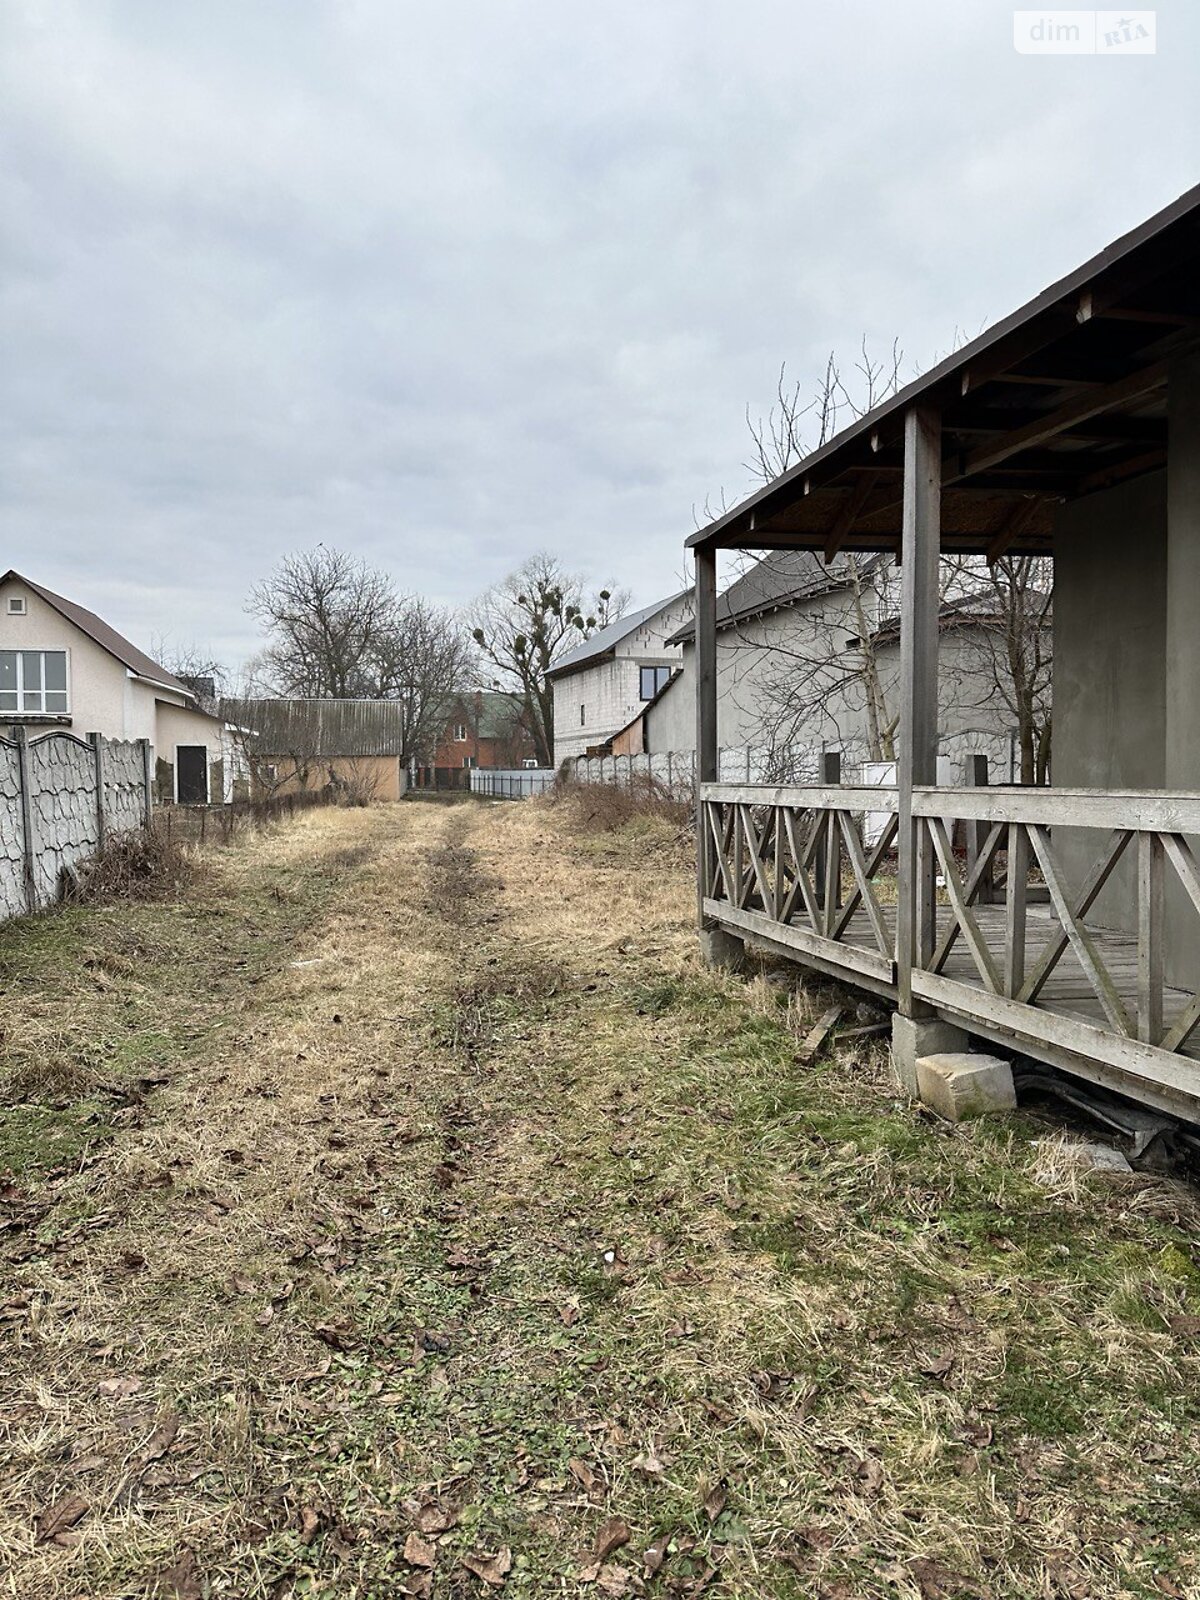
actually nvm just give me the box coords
[909,787,1200,1061]
[701,782,1200,1104]
[701,784,899,991]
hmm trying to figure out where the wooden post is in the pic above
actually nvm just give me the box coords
[1005,822,1029,997]
[695,547,718,925]
[817,750,842,920]
[88,733,106,845]
[1138,831,1164,1044]
[896,405,942,1013]
[965,754,993,904]
[13,727,38,913]
[139,738,154,827]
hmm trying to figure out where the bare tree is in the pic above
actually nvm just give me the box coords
[150,636,228,711]
[248,547,399,698]
[247,547,471,767]
[717,342,1054,781]
[468,553,629,766]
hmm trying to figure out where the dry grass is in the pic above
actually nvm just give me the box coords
[3,799,1200,1599]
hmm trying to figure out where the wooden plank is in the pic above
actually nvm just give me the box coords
[823,809,840,936]
[1005,822,1030,997]
[896,404,942,1015]
[1026,824,1133,1037]
[1019,828,1132,1003]
[837,810,892,956]
[823,478,874,562]
[704,898,896,989]
[1138,831,1164,1045]
[780,806,823,931]
[832,813,899,942]
[930,821,1005,974]
[911,967,1200,1110]
[986,498,1040,565]
[705,804,736,903]
[925,815,1002,994]
[1161,832,1200,921]
[796,1004,845,1066]
[957,360,1168,477]
[702,782,899,811]
[911,786,1200,835]
[695,548,718,927]
[740,804,774,916]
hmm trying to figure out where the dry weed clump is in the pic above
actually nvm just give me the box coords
[72,826,199,905]
[544,774,692,835]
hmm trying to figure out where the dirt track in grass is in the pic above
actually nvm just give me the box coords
[5,795,1200,1600]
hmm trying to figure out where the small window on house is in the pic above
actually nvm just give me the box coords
[7,596,26,615]
[0,649,68,713]
[580,704,586,726]
[522,757,538,769]
[639,665,671,701]
[264,763,278,783]
[454,722,467,741]
[463,755,477,769]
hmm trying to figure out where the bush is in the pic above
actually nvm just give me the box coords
[71,827,198,904]
[544,774,691,834]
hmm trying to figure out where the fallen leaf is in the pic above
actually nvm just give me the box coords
[632,1449,668,1478]
[231,1273,256,1295]
[156,1547,202,1599]
[313,1320,355,1351]
[1168,1314,1200,1337]
[919,1350,954,1383]
[596,1565,632,1597]
[35,1492,89,1545]
[401,1576,434,1599]
[593,1517,632,1561]
[403,1532,437,1569]
[405,1496,459,1534]
[98,1374,142,1400]
[702,1484,727,1523]
[907,1556,986,1599]
[462,1547,512,1586]
[569,1457,599,1495]
[858,1456,885,1494]
[643,1535,670,1575]
[255,1304,276,1328]
[558,1300,581,1327]
[298,1506,322,1545]
[140,1414,180,1468]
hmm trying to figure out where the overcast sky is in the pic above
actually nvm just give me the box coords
[2,0,1197,671]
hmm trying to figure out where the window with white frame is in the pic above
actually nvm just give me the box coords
[0,650,68,713]
[639,665,671,701]
[454,722,467,741]
[463,755,477,768]
[7,596,27,615]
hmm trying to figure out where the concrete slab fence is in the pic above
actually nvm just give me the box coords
[0,729,151,922]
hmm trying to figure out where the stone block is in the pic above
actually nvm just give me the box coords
[890,1014,968,1097]
[916,1052,1016,1122]
[699,926,745,972]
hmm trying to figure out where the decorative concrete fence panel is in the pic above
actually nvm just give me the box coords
[0,730,152,923]
[569,746,823,800]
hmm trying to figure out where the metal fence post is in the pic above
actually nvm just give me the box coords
[13,727,37,913]
[139,738,154,827]
[88,732,106,845]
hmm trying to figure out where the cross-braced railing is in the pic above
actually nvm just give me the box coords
[701,781,1200,1104]
[910,788,1200,1059]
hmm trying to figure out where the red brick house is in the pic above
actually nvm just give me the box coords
[415,691,536,787]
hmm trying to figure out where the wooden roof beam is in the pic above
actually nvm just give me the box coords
[823,478,875,562]
[986,499,1041,564]
[958,360,1168,478]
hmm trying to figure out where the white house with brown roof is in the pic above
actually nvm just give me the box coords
[0,570,230,803]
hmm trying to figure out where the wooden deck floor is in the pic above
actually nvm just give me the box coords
[830,902,1200,1064]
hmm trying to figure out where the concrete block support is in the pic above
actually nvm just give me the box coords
[916,1052,1016,1122]
[699,926,745,972]
[890,1014,967,1097]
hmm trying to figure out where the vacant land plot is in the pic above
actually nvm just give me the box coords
[4,797,1200,1599]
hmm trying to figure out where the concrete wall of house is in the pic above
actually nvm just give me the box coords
[1052,471,1170,957]
[551,594,690,764]
[646,598,1018,780]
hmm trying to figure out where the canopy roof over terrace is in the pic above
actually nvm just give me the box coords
[688,184,1200,563]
